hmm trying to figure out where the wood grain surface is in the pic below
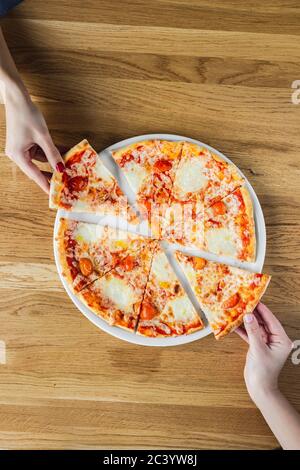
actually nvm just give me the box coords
[0,0,300,450]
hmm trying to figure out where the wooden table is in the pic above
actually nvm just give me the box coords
[0,0,300,450]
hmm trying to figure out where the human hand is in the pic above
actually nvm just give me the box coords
[236,302,293,406]
[4,85,64,193]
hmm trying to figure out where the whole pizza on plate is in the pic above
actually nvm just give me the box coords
[51,138,270,340]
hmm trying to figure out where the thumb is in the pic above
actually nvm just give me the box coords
[38,134,65,172]
[244,313,265,350]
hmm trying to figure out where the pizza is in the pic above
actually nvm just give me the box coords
[52,138,270,342]
[56,218,148,292]
[176,252,271,339]
[171,142,244,208]
[50,140,138,223]
[79,241,157,332]
[137,245,204,337]
[204,186,256,261]
[112,140,183,236]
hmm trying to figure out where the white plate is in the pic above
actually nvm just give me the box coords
[53,134,266,347]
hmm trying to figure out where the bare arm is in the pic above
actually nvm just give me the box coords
[0,27,64,193]
[236,303,300,450]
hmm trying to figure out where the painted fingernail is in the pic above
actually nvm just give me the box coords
[56,162,65,173]
[244,313,254,324]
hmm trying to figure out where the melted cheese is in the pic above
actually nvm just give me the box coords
[94,159,114,182]
[167,295,195,322]
[205,227,237,257]
[125,162,148,194]
[152,251,176,283]
[100,277,135,313]
[74,222,105,244]
[175,158,208,194]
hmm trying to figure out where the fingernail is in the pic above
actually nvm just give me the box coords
[244,313,254,324]
[56,162,65,173]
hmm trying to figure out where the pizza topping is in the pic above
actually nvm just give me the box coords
[153,159,172,173]
[212,200,227,216]
[79,257,93,276]
[67,175,89,192]
[140,301,158,320]
[193,257,207,270]
[222,293,240,309]
[119,255,135,272]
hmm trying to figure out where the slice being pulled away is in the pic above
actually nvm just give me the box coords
[112,140,183,236]
[204,186,256,262]
[50,139,137,223]
[79,241,157,332]
[56,218,148,292]
[137,246,204,337]
[176,252,270,340]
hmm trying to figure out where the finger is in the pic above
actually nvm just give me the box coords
[38,135,65,172]
[235,326,249,343]
[255,302,286,335]
[19,159,50,194]
[243,313,266,350]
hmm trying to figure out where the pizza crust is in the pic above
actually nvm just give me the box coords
[239,185,256,262]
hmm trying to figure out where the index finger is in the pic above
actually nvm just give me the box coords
[254,302,286,336]
[19,159,50,194]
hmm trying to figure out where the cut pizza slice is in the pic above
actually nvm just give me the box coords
[137,246,204,337]
[171,142,244,208]
[176,252,270,340]
[204,186,256,262]
[79,241,157,332]
[112,140,183,236]
[50,139,138,223]
[56,218,148,292]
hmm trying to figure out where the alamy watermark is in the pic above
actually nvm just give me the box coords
[291,80,300,104]
[0,340,6,364]
[291,340,300,365]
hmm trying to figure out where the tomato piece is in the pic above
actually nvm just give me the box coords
[79,258,93,276]
[212,200,227,216]
[65,150,85,168]
[115,185,123,197]
[68,176,88,192]
[222,293,240,309]
[119,255,135,271]
[193,257,207,270]
[140,301,158,320]
[153,159,172,172]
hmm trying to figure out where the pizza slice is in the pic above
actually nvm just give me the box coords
[79,241,157,332]
[56,218,148,292]
[137,246,204,337]
[204,186,256,262]
[112,140,183,236]
[171,142,244,208]
[176,252,271,339]
[50,139,138,223]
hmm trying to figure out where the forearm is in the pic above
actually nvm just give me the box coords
[255,389,300,450]
[0,26,28,102]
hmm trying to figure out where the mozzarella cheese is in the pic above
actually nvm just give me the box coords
[175,158,208,195]
[100,277,136,313]
[94,159,114,183]
[167,295,196,322]
[152,251,176,283]
[74,222,105,244]
[205,227,237,257]
[124,162,149,194]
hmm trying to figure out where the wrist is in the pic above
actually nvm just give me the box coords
[1,75,30,105]
[250,385,282,410]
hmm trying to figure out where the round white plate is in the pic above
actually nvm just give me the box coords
[54,134,266,347]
